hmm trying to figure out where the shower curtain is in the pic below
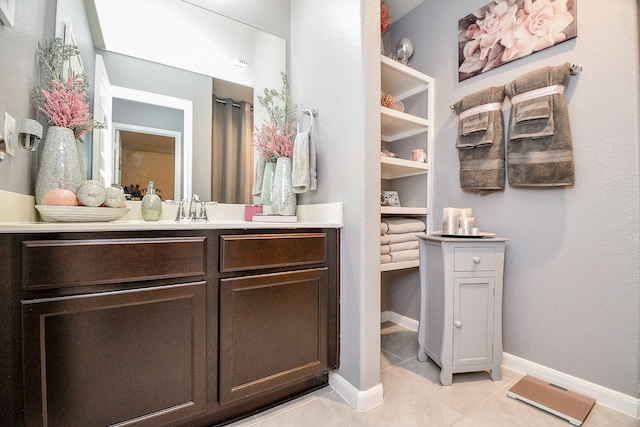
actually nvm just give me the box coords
[211,96,253,204]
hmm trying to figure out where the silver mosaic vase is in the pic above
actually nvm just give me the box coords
[271,157,296,216]
[261,161,276,205]
[35,126,83,204]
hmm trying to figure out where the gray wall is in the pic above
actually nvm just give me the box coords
[0,0,49,194]
[291,0,383,394]
[390,0,639,397]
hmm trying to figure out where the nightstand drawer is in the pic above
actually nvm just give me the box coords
[454,246,495,272]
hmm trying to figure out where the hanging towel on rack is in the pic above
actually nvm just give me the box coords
[292,113,317,193]
[452,86,506,191]
[504,63,574,186]
[252,156,266,197]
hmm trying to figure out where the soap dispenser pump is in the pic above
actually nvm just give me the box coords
[141,181,162,221]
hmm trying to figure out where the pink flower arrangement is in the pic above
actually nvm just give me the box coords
[32,38,104,140]
[254,119,295,162]
[381,2,391,33]
[39,77,94,139]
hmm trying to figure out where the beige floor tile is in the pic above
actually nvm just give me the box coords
[254,398,349,427]
[582,404,640,427]
[321,368,463,426]
[381,348,404,370]
[387,355,520,416]
[228,323,639,427]
[380,322,420,362]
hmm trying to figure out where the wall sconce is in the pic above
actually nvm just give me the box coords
[0,116,43,160]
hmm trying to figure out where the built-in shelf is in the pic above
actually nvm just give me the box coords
[379,54,434,271]
[380,259,420,272]
[381,156,429,180]
[381,55,432,100]
[381,106,430,142]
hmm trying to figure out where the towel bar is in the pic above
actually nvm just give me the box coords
[569,63,583,76]
[449,64,583,110]
[302,108,318,117]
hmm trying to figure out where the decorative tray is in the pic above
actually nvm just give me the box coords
[35,205,130,222]
[432,231,496,238]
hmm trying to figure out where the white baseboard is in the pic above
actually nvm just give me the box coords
[381,310,418,332]
[503,353,640,418]
[329,372,384,411]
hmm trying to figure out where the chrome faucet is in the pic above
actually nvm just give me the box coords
[188,194,201,220]
[167,195,217,223]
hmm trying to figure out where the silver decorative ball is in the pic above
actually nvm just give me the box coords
[396,38,414,65]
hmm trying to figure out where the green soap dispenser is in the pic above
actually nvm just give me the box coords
[141,181,162,221]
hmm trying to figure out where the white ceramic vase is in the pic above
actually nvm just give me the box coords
[35,126,83,204]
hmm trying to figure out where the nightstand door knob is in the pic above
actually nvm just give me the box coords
[454,320,462,328]
[473,256,481,264]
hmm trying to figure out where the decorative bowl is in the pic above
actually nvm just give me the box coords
[35,205,130,222]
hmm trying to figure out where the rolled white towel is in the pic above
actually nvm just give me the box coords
[380,235,391,245]
[383,217,425,234]
[387,232,426,244]
[380,254,392,264]
[389,240,418,252]
[380,244,391,255]
[380,222,389,235]
[390,249,419,263]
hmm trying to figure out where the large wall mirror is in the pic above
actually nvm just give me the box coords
[55,0,286,203]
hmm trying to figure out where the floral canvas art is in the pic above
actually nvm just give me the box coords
[458,0,577,81]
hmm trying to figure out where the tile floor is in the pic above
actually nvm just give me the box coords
[228,322,639,427]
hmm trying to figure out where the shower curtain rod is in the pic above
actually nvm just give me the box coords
[214,98,253,110]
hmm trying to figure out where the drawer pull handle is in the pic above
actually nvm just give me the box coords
[454,320,462,328]
[473,256,481,264]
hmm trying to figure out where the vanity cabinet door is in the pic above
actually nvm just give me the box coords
[218,268,329,406]
[21,282,207,427]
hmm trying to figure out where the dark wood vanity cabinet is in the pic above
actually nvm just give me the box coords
[0,228,339,427]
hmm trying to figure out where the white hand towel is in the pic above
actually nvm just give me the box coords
[292,129,311,193]
[380,244,391,255]
[308,127,317,191]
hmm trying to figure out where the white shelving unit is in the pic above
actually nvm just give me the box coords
[380,55,434,272]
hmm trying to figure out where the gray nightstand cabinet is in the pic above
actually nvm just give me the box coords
[417,235,508,386]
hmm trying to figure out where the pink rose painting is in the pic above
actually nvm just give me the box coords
[458,0,577,81]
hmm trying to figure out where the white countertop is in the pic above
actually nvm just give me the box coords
[0,190,343,233]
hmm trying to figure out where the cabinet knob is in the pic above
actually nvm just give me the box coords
[454,320,462,328]
[473,256,481,264]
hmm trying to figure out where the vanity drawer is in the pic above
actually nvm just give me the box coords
[454,246,495,272]
[220,233,327,272]
[22,237,207,290]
